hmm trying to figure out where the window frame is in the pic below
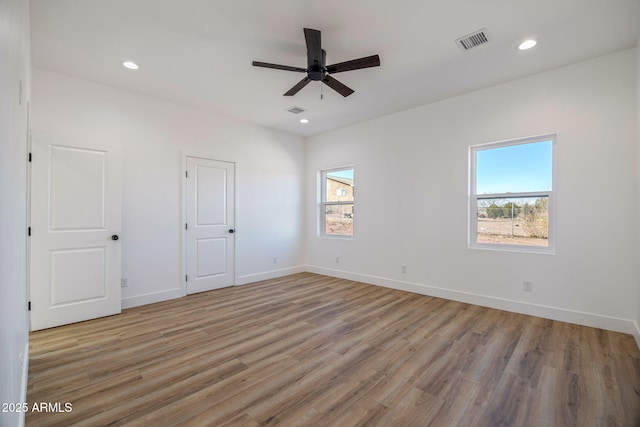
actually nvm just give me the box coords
[320,166,354,239]
[469,134,556,254]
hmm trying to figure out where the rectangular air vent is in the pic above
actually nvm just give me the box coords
[287,106,306,114]
[456,29,489,51]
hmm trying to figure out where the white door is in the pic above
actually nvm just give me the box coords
[30,136,122,331]
[185,157,235,294]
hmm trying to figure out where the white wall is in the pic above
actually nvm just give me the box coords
[306,49,639,337]
[0,0,31,425]
[32,69,306,308]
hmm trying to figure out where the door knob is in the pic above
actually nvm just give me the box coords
[111,235,119,241]
[228,229,235,234]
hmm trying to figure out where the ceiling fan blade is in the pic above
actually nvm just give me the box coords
[284,77,311,96]
[304,28,322,68]
[252,61,306,73]
[323,75,354,97]
[326,55,380,74]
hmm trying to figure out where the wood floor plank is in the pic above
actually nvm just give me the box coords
[26,272,640,426]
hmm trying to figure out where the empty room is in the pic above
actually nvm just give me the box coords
[2,0,640,426]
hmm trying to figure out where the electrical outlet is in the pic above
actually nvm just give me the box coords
[523,280,533,292]
[121,277,129,288]
[272,256,278,264]
[335,256,340,264]
[401,264,407,274]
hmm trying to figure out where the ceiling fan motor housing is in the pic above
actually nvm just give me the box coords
[308,68,324,81]
[308,49,326,81]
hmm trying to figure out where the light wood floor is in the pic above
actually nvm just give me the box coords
[27,273,640,426]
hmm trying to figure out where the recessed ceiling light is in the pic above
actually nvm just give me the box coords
[122,61,139,70]
[518,39,537,50]
[300,118,309,124]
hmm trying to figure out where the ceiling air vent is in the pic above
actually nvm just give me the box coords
[287,106,306,114]
[455,29,489,51]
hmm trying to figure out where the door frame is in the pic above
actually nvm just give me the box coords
[181,152,237,295]
[26,101,32,330]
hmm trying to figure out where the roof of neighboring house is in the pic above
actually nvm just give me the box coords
[328,176,354,187]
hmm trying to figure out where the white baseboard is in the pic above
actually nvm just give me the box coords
[633,321,640,350]
[236,265,306,286]
[120,266,306,308]
[19,340,28,427]
[306,265,639,337]
[117,264,639,347]
[121,288,184,309]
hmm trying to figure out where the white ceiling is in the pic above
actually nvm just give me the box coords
[30,0,640,137]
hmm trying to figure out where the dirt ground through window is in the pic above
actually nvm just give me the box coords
[477,218,548,246]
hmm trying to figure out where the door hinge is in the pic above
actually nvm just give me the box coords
[28,153,32,162]
[185,223,188,230]
[28,227,31,236]
[28,301,31,311]
[185,275,188,282]
[185,171,188,178]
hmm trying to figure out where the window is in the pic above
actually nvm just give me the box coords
[469,135,555,252]
[321,167,354,237]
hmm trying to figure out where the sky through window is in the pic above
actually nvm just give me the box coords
[476,140,552,194]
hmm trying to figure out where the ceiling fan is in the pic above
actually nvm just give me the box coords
[252,28,380,97]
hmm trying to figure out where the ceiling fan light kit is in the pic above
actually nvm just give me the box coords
[252,28,380,97]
